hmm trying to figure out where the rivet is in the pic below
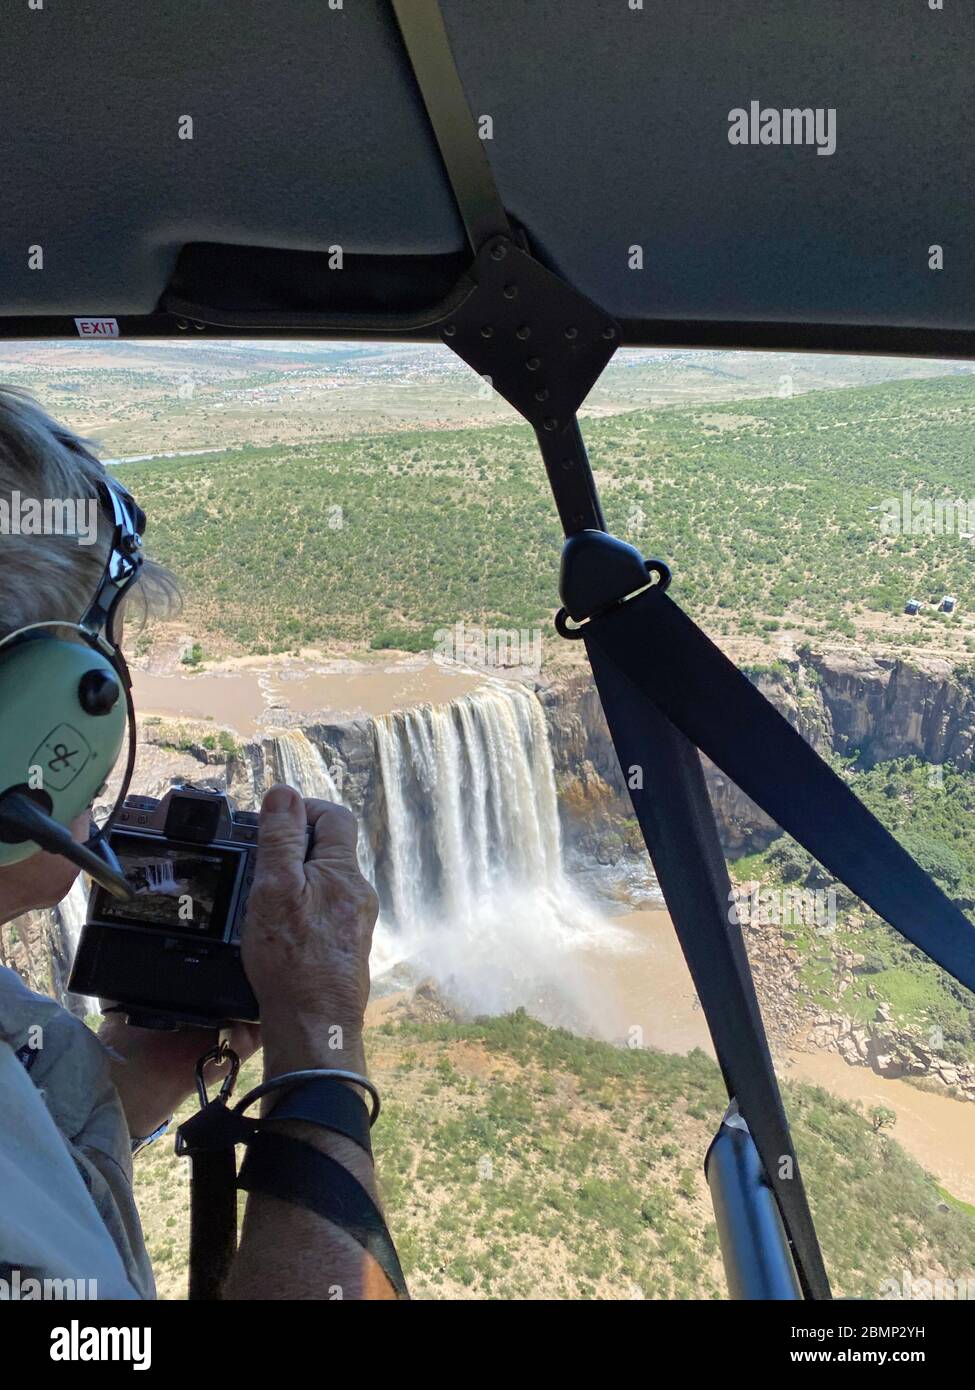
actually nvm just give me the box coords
[490,243,508,261]
[516,325,531,341]
[526,357,541,371]
[481,325,494,339]
[561,458,574,470]
[503,284,518,300]
[602,326,616,340]
[534,388,549,402]
[564,327,578,340]
[443,323,457,337]
[543,417,558,431]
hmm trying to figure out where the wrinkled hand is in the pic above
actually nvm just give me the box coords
[241,785,379,1076]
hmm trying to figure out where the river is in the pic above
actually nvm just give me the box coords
[577,908,975,1206]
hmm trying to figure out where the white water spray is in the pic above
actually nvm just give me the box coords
[369,681,630,1026]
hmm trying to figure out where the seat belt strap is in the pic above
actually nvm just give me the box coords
[583,610,830,1297]
[390,0,511,254]
[391,0,830,1300]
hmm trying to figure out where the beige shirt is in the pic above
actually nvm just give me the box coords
[0,966,155,1300]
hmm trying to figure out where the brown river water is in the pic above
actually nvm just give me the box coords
[584,910,975,1205]
[132,656,486,734]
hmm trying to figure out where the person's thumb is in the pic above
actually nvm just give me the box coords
[254,784,307,886]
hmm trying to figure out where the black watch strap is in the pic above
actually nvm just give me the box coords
[238,1131,409,1300]
[264,1077,373,1154]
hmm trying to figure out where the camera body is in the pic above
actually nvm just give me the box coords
[69,786,303,1029]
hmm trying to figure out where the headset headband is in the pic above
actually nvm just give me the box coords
[0,463,148,899]
[80,471,147,646]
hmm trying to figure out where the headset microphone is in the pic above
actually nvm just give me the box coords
[0,793,132,899]
[0,469,146,900]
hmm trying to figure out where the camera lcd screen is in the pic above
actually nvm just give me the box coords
[92,833,242,937]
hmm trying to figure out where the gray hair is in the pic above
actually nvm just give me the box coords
[0,385,177,641]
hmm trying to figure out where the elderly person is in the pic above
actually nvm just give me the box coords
[0,386,397,1300]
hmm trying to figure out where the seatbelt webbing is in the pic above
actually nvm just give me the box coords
[391,0,831,1299]
[390,0,511,254]
[584,621,831,1297]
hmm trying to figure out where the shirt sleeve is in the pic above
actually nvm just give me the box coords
[0,1041,143,1299]
[0,965,156,1300]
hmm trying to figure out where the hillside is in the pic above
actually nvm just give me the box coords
[134,1009,975,1301]
[115,374,975,662]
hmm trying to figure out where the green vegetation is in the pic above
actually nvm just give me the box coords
[23,355,975,1298]
[119,375,975,656]
[733,757,975,1063]
[142,716,238,760]
[134,1012,975,1300]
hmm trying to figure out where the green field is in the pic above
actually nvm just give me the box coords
[134,1011,975,1301]
[119,374,975,659]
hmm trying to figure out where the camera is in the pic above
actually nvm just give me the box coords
[69,786,307,1029]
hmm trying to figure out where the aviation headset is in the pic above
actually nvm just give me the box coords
[0,464,146,897]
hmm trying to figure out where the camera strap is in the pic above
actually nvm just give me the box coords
[175,1048,407,1300]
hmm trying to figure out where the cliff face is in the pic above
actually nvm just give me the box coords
[539,664,826,856]
[806,651,975,769]
[541,652,975,855]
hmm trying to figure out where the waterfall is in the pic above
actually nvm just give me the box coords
[142,859,177,892]
[369,682,630,1024]
[374,684,563,931]
[57,877,98,1015]
[271,729,343,802]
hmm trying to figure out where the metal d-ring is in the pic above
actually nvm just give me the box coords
[555,557,672,640]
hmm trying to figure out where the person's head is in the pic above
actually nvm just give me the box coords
[0,385,173,922]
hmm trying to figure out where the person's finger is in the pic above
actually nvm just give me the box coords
[304,799,359,862]
[254,784,308,886]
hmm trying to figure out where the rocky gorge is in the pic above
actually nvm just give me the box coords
[8,644,975,1102]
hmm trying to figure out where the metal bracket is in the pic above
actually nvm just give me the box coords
[441,234,619,433]
[440,234,619,532]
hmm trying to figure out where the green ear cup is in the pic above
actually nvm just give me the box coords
[0,637,127,866]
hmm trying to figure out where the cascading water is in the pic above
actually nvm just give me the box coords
[55,877,97,1014]
[272,729,343,802]
[142,860,177,892]
[368,681,630,1028]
